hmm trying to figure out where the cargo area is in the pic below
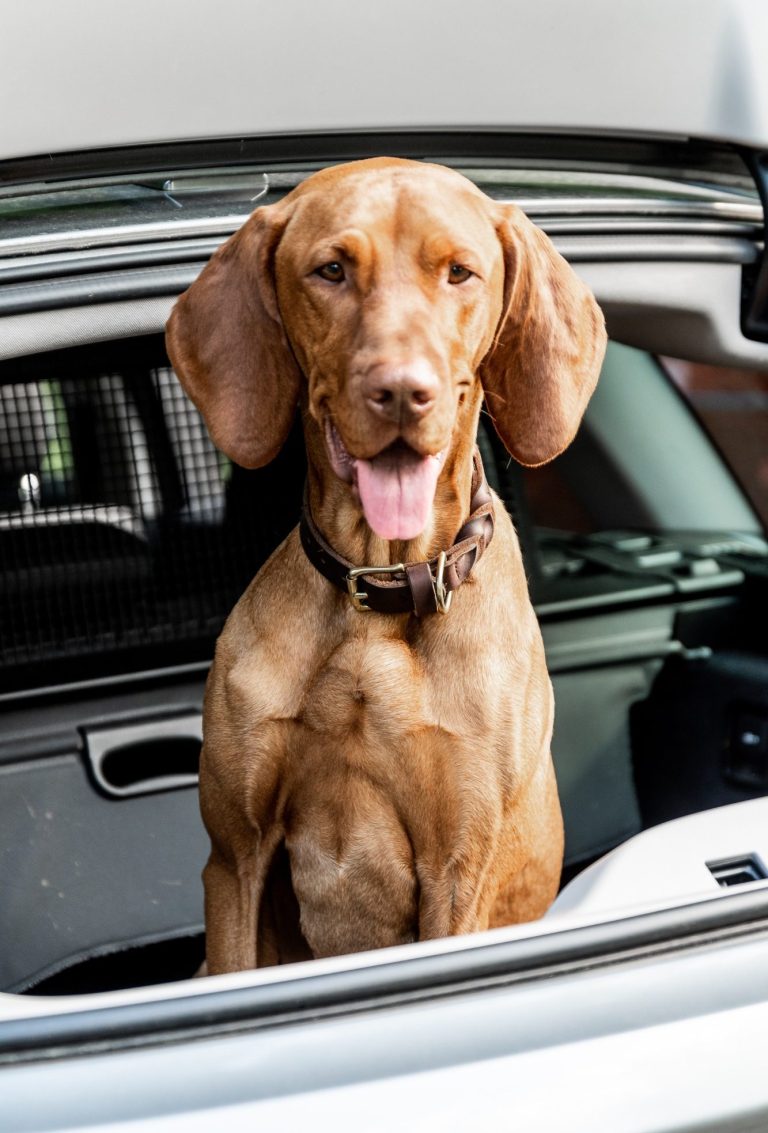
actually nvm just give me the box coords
[2,333,768,995]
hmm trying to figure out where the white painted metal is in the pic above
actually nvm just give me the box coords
[1,0,768,162]
[4,928,768,1132]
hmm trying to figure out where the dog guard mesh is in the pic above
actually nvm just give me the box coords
[0,341,305,692]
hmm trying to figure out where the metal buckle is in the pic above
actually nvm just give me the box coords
[434,551,452,614]
[346,562,406,612]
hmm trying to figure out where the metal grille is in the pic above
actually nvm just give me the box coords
[0,347,302,691]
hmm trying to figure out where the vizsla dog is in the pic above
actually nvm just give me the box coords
[166,158,606,974]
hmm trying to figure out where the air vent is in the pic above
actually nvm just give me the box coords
[707,854,768,888]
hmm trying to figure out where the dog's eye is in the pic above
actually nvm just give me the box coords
[448,264,473,284]
[316,261,345,283]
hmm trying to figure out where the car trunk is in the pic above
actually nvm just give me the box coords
[2,135,768,999]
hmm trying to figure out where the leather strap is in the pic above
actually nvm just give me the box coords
[299,449,495,615]
[404,561,438,617]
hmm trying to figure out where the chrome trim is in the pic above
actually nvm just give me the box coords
[464,169,741,195]
[499,196,762,221]
[0,237,221,274]
[542,218,760,237]
[1,214,765,267]
[553,235,759,264]
[0,166,761,260]
[0,215,251,258]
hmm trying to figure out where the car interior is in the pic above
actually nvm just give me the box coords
[2,138,768,997]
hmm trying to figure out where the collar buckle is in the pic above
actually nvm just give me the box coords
[433,551,452,614]
[346,562,406,612]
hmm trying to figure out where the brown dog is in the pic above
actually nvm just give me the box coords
[166,158,605,974]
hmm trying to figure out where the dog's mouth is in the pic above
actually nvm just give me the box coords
[324,419,444,541]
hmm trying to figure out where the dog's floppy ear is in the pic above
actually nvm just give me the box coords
[165,204,301,468]
[479,203,606,467]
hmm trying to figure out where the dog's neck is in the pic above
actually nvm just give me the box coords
[302,416,479,569]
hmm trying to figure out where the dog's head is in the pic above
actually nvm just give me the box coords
[166,158,606,541]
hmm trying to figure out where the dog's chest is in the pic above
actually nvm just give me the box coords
[292,627,515,748]
[298,637,426,737]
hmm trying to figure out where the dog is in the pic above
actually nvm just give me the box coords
[166,157,606,974]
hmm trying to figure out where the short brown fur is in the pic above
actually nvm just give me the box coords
[166,158,606,973]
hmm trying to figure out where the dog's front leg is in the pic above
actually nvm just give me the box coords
[417,853,495,941]
[203,829,282,975]
[198,696,292,974]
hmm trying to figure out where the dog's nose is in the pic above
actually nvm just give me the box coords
[362,362,440,423]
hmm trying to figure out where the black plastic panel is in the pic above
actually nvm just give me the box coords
[0,751,207,992]
[634,651,768,828]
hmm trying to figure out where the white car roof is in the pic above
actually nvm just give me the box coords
[1,0,768,163]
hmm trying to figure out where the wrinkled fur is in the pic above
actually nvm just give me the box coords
[166,158,606,973]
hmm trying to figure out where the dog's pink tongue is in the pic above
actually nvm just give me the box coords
[355,449,441,541]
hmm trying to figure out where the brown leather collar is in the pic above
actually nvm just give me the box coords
[299,448,495,616]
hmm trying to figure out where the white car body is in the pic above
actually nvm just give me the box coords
[2,2,768,1129]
